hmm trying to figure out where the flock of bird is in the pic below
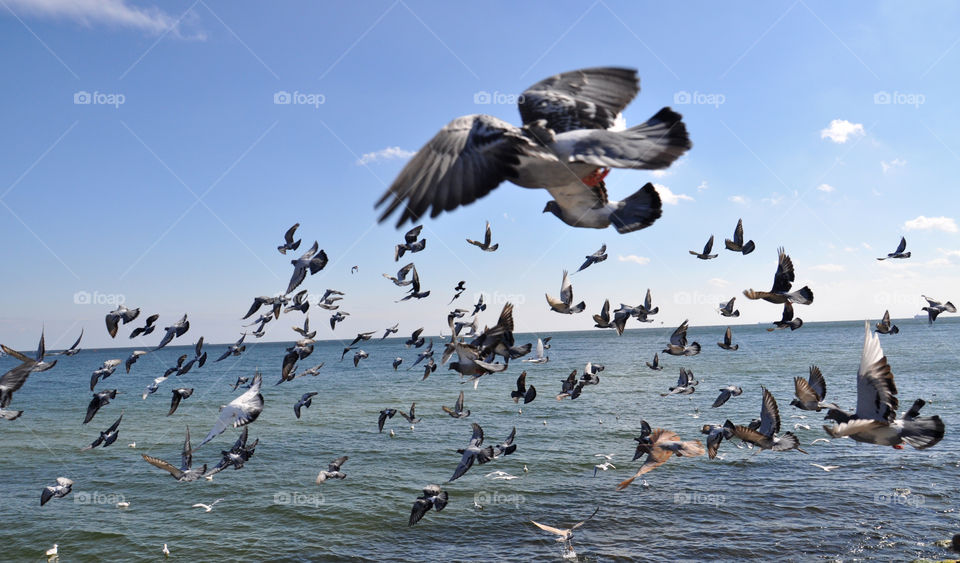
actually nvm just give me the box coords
[2,65,953,559]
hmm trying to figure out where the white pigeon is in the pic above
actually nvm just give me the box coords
[196,372,264,449]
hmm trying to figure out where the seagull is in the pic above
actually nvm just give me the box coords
[724,218,755,255]
[442,391,471,419]
[286,241,328,295]
[877,236,909,260]
[717,326,738,350]
[142,426,206,481]
[522,338,549,363]
[485,470,518,480]
[875,310,899,335]
[41,477,73,506]
[156,314,189,350]
[811,463,839,472]
[712,386,743,408]
[718,297,740,318]
[921,295,956,324]
[689,234,718,259]
[382,323,400,339]
[466,221,499,251]
[330,311,349,330]
[81,412,123,450]
[168,388,193,416]
[793,423,811,430]
[511,371,537,404]
[663,319,700,356]
[449,422,495,482]
[162,544,170,558]
[129,314,159,339]
[645,352,663,371]
[45,544,58,558]
[116,501,129,508]
[196,371,264,449]
[725,387,807,453]
[577,243,608,273]
[84,389,119,424]
[811,438,830,445]
[105,305,140,338]
[294,392,318,419]
[700,423,734,459]
[278,223,301,254]
[377,66,688,232]
[768,302,803,331]
[408,484,448,526]
[316,456,349,483]
[395,225,426,262]
[530,507,599,558]
[744,247,814,305]
[546,270,585,314]
[593,462,616,476]
[617,428,704,489]
[124,350,148,373]
[383,262,416,287]
[823,322,945,449]
[790,365,840,412]
[192,499,224,512]
[55,329,83,356]
[662,367,698,397]
[203,426,258,477]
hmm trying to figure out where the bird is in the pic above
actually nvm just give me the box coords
[617,429,704,489]
[105,305,140,338]
[448,282,467,305]
[81,412,123,451]
[580,362,603,386]
[875,310,899,335]
[823,322,945,449]
[229,376,249,391]
[663,320,700,356]
[203,426,258,477]
[690,234,718,259]
[724,218,755,255]
[124,350,148,373]
[142,426,207,481]
[511,371,537,404]
[546,270,585,314]
[394,225,426,262]
[278,223,301,254]
[717,326,738,351]
[316,456,349,483]
[286,241,328,295]
[471,295,486,316]
[790,365,839,412]
[718,297,740,317]
[743,247,814,305]
[442,391,470,419]
[0,331,58,408]
[662,367,698,397]
[408,484,448,526]
[577,243,608,273]
[90,358,122,391]
[392,357,403,370]
[493,427,517,458]
[290,317,316,340]
[645,352,662,371]
[522,338,549,363]
[191,499,224,512]
[353,350,369,367]
[177,338,207,375]
[196,371,264,449]
[397,265,430,301]
[877,236,909,260]
[143,373,171,400]
[41,477,73,506]
[405,327,426,348]
[378,408,397,433]
[768,302,803,331]
[725,387,806,453]
[593,462,616,476]
[330,311,349,330]
[129,314,159,339]
[485,470,518,480]
[466,221,499,251]
[921,295,956,324]
[530,507,599,558]
[297,364,324,378]
[382,323,400,339]
[712,386,743,408]
[349,331,376,347]
[592,299,615,329]
[216,334,247,362]
[55,329,83,356]
[375,66,688,232]
[398,403,422,425]
[84,389,119,424]
[280,340,314,383]
[284,290,311,315]
[243,296,287,320]
[156,314,189,350]
[162,544,170,558]
[810,463,839,472]
[449,422,495,482]
[383,262,416,287]
[168,388,193,416]
[45,544,58,558]
[294,392,318,419]
[701,424,734,459]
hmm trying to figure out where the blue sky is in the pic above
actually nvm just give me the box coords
[1,0,958,350]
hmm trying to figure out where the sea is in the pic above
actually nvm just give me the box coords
[1,318,958,562]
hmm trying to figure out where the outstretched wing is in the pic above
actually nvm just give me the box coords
[519,67,639,133]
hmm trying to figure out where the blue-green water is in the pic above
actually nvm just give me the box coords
[1,318,958,562]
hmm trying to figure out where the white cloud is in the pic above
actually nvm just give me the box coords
[938,248,960,258]
[708,277,728,287]
[811,264,845,272]
[904,215,958,233]
[881,158,906,174]
[652,184,693,205]
[618,254,650,265]
[820,119,865,143]
[816,183,835,193]
[696,181,709,192]
[5,0,202,38]
[728,195,749,205]
[356,146,415,165]
[762,193,785,206]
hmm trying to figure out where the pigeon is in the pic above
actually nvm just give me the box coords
[645,352,663,371]
[351,265,358,274]
[690,234,718,260]
[81,412,123,451]
[55,329,83,356]
[397,265,430,301]
[84,389,119,424]
[196,372,264,449]
[875,310,899,335]
[617,428,704,489]
[577,243,608,273]
[449,422,495,482]
[383,262,416,287]
[242,296,287,320]
[318,288,345,308]
[141,426,207,481]
[297,364,324,378]
[353,350,369,367]
[406,328,426,348]
[168,388,193,416]
[471,295,487,316]
[724,218,755,255]
[717,326,738,351]
[408,484,448,526]
[395,225,426,262]
[768,302,803,331]
[556,369,584,400]
[546,270,585,314]
[448,282,467,305]
[316,456,348,483]
[162,356,188,380]
[593,299,615,329]
[420,358,438,380]
[530,507,599,556]
[177,338,207,375]
[280,340,315,384]
[398,403,421,425]
[442,391,470,418]
[718,297,740,318]
[743,247,814,305]
[292,392,318,419]
[662,367,698,397]
[340,347,355,361]
[330,311,349,330]
[349,331,376,347]
[921,295,956,324]
[790,365,839,412]
[143,374,171,399]
[156,314,189,350]
[382,323,400,339]
[522,338,549,363]
[580,362,603,385]
[663,320,700,356]
[823,322,944,449]
[41,477,73,506]
[511,371,537,404]
[129,314,159,339]
[284,290,310,314]
[378,408,397,432]
[291,317,316,340]
[216,334,247,362]
[810,464,840,472]
[392,357,403,370]
[411,340,434,367]
[877,236,909,260]
[493,427,517,458]
[124,351,148,373]
[0,332,58,407]
[725,387,806,453]
[105,305,140,338]
[701,423,734,459]
[447,341,508,387]
[286,241,328,295]
[712,386,742,408]
[203,428,259,478]
[229,376,249,391]
[278,223,301,254]
[466,221,499,251]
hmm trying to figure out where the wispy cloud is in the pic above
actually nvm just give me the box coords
[762,192,786,206]
[618,254,650,265]
[904,215,958,233]
[881,158,906,174]
[811,264,845,272]
[728,195,749,205]
[653,184,694,205]
[4,0,203,38]
[816,183,835,193]
[356,146,414,165]
[820,119,864,143]
[696,181,709,192]
[708,277,728,287]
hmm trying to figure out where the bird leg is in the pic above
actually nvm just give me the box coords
[581,167,610,187]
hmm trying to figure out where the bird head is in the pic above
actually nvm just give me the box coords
[542,201,562,219]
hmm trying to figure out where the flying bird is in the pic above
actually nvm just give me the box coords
[921,294,956,324]
[663,320,700,356]
[141,426,207,481]
[105,305,140,338]
[192,499,224,512]
[81,412,123,451]
[316,456,348,483]
[41,477,73,506]
[530,507,599,558]
[717,326,738,350]
[405,327,425,348]
[353,350,369,367]
[743,247,813,305]
[243,296,287,320]
[383,262,416,287]
[284,290,311,314]
[286,241,328,295]
[645,352,662,371]
[877,236,909,260]
[718,297,740,318]
[712,386,743,408]
[378,408,397,433]
[168,388,193,416]
[278,223,301,254]
[349,331,376,347]
[216,334,247,362]
[577,243,608,273]
[398,403,422,425]
[397,265,430,301]
[724,218,755,255]
[196,371,264,449]
[511,371,537,404]
[790,365,839,412]
[662,367,698,397]
[449,422,495,482]
[0,331,58,407]
[55,329,83,356]
[725,387,806,453]
[556,369,584,400]
[471,295,486,316]
[768,302,803,331]
[129,314,159,339]
[330,311,349,330]
[203,426,258,477]
[701,424,734,459]
[466,221,499,251]
[90,359,122,391]
[156,314,189,350]
[593,299,615,329]
[617,428,704,489]
[875,310,899,335]
[546,270,585,314]
[124,350,148,373]
[408,484,448,526]
[441,391,470,419]
[448,282,467,305]
[382,323,400,339]
[84,389,119,424]
[689,234,718,260]
[394,225,426,262]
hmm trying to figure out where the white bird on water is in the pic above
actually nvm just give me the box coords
[127,442,136,448]
[162,544,170,557]
[811,463,839,472]
[192,498,224,512]
[45,544,58,558]
[116,501,130,508]
[484,470,518,480]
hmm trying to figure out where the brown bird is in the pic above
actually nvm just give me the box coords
[743,247,813,305]
[616,428,704,490]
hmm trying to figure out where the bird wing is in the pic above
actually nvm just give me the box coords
[895,236,907,254]
[758,387,782,436]
[712,389,731,408]
[328,456,348,472]
[449,451,476,482]
[168,391,183,416]
[854,322,898,422]
[409,497,432,525]
[733,218,744,246]
[571,506,600,530]
[284,223,299,244]
[559,270,574,305]
[519,67,638,133]
[403,225,423,245]
[142,454,183,479]
[808,365,827,400]
[469,422,484,446]
[530,521,569,536]
[455,391,465,413]
[702,235,714,254]
[771,247,796,293]
[669,320,689,347]
[181,426,193,469]
[724,326,732,346]
[794,376,819,406]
